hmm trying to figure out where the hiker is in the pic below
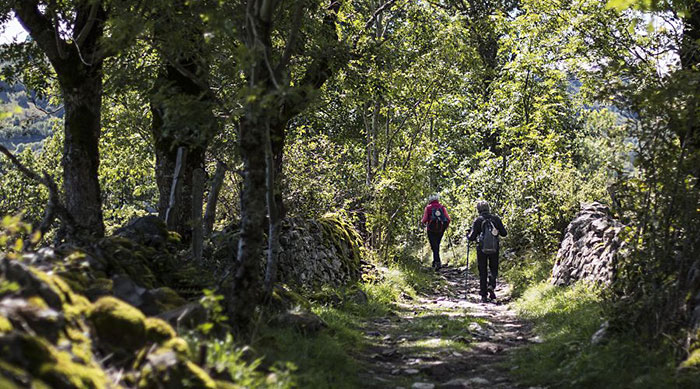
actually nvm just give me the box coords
[467,200,507,303]
[421,194,451,270]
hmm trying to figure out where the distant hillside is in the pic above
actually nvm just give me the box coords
[0,79,62,151]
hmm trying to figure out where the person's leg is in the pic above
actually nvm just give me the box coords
[488,253,499,299]
[477,251,488,300]
[427,231,440,268]
[434,230,444,268]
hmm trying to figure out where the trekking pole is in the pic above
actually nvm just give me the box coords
[465,239,471,283]
[446,230,457,266]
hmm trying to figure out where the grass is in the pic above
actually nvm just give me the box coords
[509,281,700,388]
[250,250,444,388]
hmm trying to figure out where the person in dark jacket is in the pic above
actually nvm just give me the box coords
[467,200,507,303]
[421,194,451,270]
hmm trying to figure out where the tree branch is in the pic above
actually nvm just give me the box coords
[13,1,68,65]
[0,145,77,238]
[74,1,99,47]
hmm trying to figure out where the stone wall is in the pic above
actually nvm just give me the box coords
[276,214,363,290]
[551,202,626,286]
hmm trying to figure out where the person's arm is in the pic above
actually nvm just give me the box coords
[421,206,430,225]
[467,218,480,241]
[496,216,507,237]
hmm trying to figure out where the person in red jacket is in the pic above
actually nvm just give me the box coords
[421,194,451,270]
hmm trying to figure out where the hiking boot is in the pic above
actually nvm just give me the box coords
[481,295,488,303]
[488,287,496,300]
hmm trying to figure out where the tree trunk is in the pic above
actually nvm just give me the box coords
[59,67,105,239]
[151,65,214,240]
[227,115,268,328]
[203,161,227,236]
[151,0,216,240]
[13,2,108,241]
[191,168,205,260]
[264,121,281,296]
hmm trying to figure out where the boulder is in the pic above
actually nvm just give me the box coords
[114,215,174,248]
[88,296,147,352]
[137,349,216,389]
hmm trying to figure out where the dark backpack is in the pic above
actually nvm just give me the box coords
[480,217,499,254]
[429,206,449,232]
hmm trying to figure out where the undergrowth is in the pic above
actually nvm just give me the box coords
[510,282,700,388]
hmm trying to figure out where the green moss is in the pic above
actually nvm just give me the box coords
[88,296,146,351]
[63,326,92,364]
[214,380,243,389]
[184,361,216,389]
[37,345,108,389]
[145,318,176,343]
[57,271,90,294]
[162,338,190,356]
[26,296,48,309]
[272,284,312,311]
[0,316,13,333]
[317,212,363,281]
[137,349,216,389]
[0,334,106,389]
[681,349,700,369]
[0,360,51,389]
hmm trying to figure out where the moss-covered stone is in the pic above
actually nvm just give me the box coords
[271,284,312,311]
[0,316,12,333]
[88,296,146,351]
[141,286,186,315]
[137,349,216,389]
[83,278,113,302]
[0,360,51,389]
[0,333,107,389]
[162,337,190,356]
[680,348,700,369]
[145,317,176,343]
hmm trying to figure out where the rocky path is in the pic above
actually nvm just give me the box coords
[357,265,538,389]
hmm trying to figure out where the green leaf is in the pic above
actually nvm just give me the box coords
[606,0,637,11]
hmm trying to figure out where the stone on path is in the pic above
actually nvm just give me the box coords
[440,377,491,388]
[411,383,435,389]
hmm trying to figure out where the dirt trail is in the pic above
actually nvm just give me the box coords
[357,265,539,389]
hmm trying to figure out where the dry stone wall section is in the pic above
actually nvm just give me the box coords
[551,202,626,286]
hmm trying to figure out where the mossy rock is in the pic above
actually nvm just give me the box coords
[0,360,50,389]
[141,287,187,316]
[680,348,700,370]
[271,284,312,311]
[162,337,190,356]
[145,318,176,344]
[0,332,107,389]
[0,316,12,333]
[83,278,113,302]
[88,296,146,351]
[137,349,216,389]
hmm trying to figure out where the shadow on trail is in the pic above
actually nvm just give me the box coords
[356,265,538,388]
